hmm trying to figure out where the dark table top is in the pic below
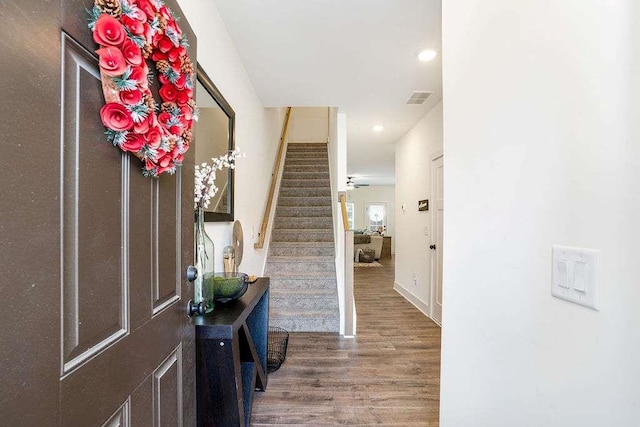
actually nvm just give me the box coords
[193,278,269,340]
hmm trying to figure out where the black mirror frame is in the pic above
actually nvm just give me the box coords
[196,63,236,222]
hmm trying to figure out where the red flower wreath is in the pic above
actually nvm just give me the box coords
[89,0,197,177]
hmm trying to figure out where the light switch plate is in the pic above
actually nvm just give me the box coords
[551,245,600,310]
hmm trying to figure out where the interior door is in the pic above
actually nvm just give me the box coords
[0,1,197,424]
[431,153,444,325]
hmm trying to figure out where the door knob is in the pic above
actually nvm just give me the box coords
[187,300,206,317]
[186,265,198,282]
[429,244,436,250]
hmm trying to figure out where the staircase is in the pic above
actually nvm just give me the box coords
[265,143,340,333]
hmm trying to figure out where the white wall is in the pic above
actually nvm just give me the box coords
[328,108,350,335]
[288,107,329,143]
[178,0,285,275]
[441,1,640,426]
[347,185,396,253]
[394,101,443,311]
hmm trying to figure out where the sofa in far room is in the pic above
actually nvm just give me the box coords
[353,233,384,261]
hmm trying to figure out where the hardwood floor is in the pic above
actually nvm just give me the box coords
[251,258,442,426]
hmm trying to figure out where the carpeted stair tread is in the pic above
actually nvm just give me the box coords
[283,164,329,174]
[269,278,337,289]
[270,241,334,247]
[284,159,329,166]
[281,179,330,188]
[268,272,339,281]
[274,218,333,230]
[277,196,332,207]
[267,255,334,261]
[284,153,328,158]
[282,172,330,180]
[271,230,334,243]
[265,262,335,274]
[270,287,336,296]
[270,297,339,311]
[268,271,338,280]
[269,246,334,257]
[269,314,339,333]
[278,188,332,197]
[276,207,333,217]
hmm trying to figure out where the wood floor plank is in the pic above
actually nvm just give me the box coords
[252,257,441,425]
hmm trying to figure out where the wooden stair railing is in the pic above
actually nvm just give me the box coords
[254,107,292,249]
[339,192,349,231]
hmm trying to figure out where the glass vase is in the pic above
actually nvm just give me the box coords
[194,207,215,314]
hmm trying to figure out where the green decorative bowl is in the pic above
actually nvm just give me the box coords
[204,272,249,303]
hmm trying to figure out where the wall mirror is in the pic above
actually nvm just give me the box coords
[194,64,235,222]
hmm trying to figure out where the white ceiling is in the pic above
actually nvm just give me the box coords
[213,0,442,186]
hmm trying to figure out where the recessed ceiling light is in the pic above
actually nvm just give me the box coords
[418,49,437,62]
[373,125,384,132]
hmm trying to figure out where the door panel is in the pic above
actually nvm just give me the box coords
[431,154,444,325]
[130,170,154,330]
[156,174,181,313]
[154,345,184,426]
[61,33,129,374]
[0,1,197,424]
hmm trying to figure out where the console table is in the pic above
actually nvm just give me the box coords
[194,278,269,427]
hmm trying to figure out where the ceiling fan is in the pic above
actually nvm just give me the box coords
[346,176,369,190]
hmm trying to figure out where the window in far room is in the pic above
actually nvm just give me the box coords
[365,202,386,233]
[346,202,355,230]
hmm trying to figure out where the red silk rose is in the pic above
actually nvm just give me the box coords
[151,50,168,62]
[119,89,142,105]
[134,116,152,134]
[158,6,172,20]
[120,134,145,152]
[174,73,187,89]
[158,37,174,53]
[180,105,192,121]
[128,6,147,23]
[121,39,143,66]
[168,124,182,135]
[100,103,134,131]
[96,47,128,76]
[176,90,190,106]
[136,0,156,19]
[93,14,126,47]
[145,127,162,149]
[158,112,171,125]
[129,66,148,90]
[159,85,178,102]
[121,16,144,36]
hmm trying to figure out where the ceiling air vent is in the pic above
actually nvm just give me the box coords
[406,91,433,105]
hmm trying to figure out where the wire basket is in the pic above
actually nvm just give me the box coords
[267,326,289,373]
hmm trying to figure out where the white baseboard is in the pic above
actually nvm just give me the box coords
[393,281,431,319]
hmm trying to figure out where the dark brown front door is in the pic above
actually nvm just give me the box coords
[0,1,196,424]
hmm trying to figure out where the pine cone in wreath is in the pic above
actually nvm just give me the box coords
[165,136,177,151]
[157,14,168,31]
[182,129,192,146]
[187,99,197,110]
[144,94,156,112]
[161,102,178,113]
[95,0,122,18]
[181,58,194,75]
[142,43,153,59]
[156,60,170,74]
